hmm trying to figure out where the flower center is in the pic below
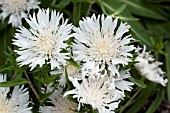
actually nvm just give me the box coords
[33,35,56,58]
[2,0,28,13]
[97,41,109,55]
[86,33,120,64]
[66,65,78,76]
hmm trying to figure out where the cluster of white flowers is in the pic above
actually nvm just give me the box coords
[135,45,168,86]
[64,15,135,113]
[0,74,31,113]
[0,3,166,112]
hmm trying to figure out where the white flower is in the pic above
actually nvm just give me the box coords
[0,0,40,27]
[40,87,77,113]
[0,74,31,113]
[64,75,124,113]
[12,8,73,70]
[72,14,135,76]
[135,45,168,86]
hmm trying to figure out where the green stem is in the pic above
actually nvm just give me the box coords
[24,71,40,101]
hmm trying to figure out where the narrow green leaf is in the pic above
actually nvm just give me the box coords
[50,74,61,82]
[0,78,28,87]
[165,42,170,102]
[128,21,152,48]
[145,20,170,38]
[74,0,95,3]
[67,58,80,68]
[53,0,72,9]
[40,90,55,102]
[118,0,167,20]
[126,88,151,113]
[119,16,139,21]
[129,77,146,88]
[112,4,127,16]
[146,89,165,113]
[72,2,81,26]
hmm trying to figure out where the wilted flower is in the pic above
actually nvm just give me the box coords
[13,8,73,70]
[0,0,40,27]
[135,45,168,86]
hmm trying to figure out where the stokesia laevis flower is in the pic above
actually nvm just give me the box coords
[0,74,31,113]
[40,87,77,113]
[64,74,125,113]
[72,14,135,76]
[12,8,73,71]
[0,0,40,27]
[135,45,168,86]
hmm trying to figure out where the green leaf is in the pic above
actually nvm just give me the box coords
[0,78,28,87]
[146,89,165,113]
[40,88,55,102]
[118,0,167,20]
[35,73,61,84]
[128,21,152,48]
[129,77,146,88]
[72,2,81,26]
[112,4,127,17]
[126,88,151,113]
[145,20,170,38]
[74,0,95,3]
[0,20,8,31]
[52,0,72,9]
[165,41,170,102]
[67,58,80,68]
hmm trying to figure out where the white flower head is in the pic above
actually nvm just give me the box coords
[13,8,73,70]
[135,45,168,86]
[0,0,40,27]
[72,14,135,76]
[40,87,77,113]
[0,74,31,113]
[64,75,124,113]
